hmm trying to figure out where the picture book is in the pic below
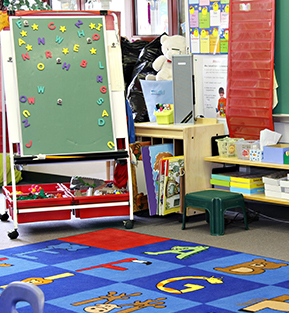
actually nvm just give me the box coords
[129,141,151,160]
[162,156,184,216]
[157,158,167,215]
[142,144,174,216]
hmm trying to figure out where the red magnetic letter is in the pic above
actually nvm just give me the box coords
[100,86,107,94]
[48,22,56,30]
[45,51,52,59]
[80,60,87,68]
[92,33,100,41]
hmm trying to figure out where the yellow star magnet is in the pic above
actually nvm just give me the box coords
[20,30,27,37]
[90,48,97,55]
[60,26,66,33]
[26,44,33,51]
[62,48,69,55]
[89,23,96,30]
[31,23,39,31]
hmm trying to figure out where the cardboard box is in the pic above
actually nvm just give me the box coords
[281,187,289,193]
[262,172,288,185]
[284,151,289,164]
[281,192,289,200]
[263,144,289,164]
[264,184,282,192]
[265,189,282,198]
[280,180,289,188]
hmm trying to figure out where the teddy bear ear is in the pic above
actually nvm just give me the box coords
[160,35,168,44]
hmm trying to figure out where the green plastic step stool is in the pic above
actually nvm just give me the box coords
[182,189,249,236]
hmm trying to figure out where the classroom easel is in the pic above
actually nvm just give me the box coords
[1,11,134,238]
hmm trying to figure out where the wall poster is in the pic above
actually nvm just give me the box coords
[202,56,228,118]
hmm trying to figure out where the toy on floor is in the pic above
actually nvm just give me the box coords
[0,281,44,313]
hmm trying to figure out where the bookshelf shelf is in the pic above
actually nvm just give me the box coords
[204,156,289,206]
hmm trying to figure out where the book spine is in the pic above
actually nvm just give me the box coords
[210,179,230,187]
[230,182,264,189]
[230,177,263,183]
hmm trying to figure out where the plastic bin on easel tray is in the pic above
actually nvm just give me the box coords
[226,0,275,139]
[60,182,130,219]
[2,183,73,223]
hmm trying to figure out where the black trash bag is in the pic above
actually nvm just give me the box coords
[126,33,166,123]
[121,37,149,95]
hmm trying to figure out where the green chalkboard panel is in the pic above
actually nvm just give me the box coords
[10,15,116,156]
[274,0,289,115]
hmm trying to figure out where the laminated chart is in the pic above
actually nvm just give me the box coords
[189,0,229,54]
[8,15,116,156]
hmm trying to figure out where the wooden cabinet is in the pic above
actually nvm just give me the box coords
[204,156,289,206]
[134,119,224,196]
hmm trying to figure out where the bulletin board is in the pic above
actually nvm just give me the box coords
[6,14,116,156]
[188,0,230,55]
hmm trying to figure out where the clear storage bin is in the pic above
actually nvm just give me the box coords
[236,140,260,160]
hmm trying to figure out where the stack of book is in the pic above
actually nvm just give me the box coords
[210,173,232,191]
[230,174,265,195]
[262,171,288,198]
[210,172,265,195]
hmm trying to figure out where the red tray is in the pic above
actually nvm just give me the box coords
[3,183,73,208]
[60,182,130,219]
[60,181,129,205]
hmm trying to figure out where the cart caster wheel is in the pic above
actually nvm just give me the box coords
[0,212,9,221]
[8,230,19,239]
[124,220,134,229]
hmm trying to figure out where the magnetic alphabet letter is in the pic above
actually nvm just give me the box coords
[25,140,32,148]
[97,98,104,105]
[100,86,107,94]
[48,22,56,30]
[107,141,115,149]
[37,63,45,71]
[80,60,87,68]
[98,118,105,126]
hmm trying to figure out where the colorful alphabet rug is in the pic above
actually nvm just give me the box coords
[1,228,289,312]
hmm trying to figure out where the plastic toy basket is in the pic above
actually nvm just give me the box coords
[235,140,260,160]
[216,137,243,157]
[2,183,73,223]
[60,181,130,219]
